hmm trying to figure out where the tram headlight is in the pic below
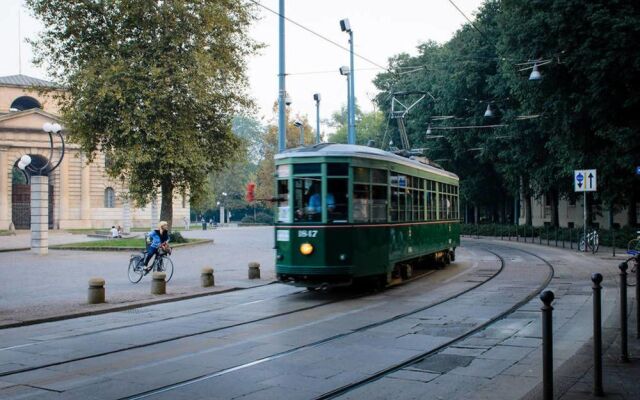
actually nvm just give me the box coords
[300,243,314,256]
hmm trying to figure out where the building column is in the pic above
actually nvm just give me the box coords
[80,156,91,224]
[150,197,158,230]
[31,175,49,255]
[0,148,9,229]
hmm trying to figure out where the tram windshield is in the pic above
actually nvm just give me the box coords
[294,178,322,222]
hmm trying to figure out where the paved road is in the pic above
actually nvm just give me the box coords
[0,227,275,325]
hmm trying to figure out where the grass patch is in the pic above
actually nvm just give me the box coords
[51,238,209,250]
[0,230,13,236]
[66,227,186,235]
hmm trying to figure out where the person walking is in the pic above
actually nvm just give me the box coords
[183,216,190,231]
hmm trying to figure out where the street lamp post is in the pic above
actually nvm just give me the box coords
[313,93,321,144]
[18,122,65,255]
[294,120,304,146]
[339,66,351,142]
[219,192,227,225]
[278,0,286,153]
[340,18,355,145]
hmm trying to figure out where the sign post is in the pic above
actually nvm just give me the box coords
[575,169,597,252]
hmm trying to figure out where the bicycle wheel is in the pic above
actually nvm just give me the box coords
[128,255,144,283]
[627,257,637,287]
[579,238,587,252]
[155,256,174,282]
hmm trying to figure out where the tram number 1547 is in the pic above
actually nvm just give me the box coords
[298,230,319,238]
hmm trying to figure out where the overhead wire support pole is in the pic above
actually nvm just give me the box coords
[348,29,356,144]
[277,0,286,153]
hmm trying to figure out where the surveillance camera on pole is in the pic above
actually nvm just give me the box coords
[285,92,292,106]
[339,18,351,33]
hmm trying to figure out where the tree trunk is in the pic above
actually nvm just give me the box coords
[550,190,559,228]
[474,205,479,224]
[525,196,533,226]
[160,178,174,229]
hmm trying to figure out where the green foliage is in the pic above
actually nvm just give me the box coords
[168,231,187,244]
[240,212,273,224]
[327,105,386,146]
[373,0,640,226]
[27,0,260,225]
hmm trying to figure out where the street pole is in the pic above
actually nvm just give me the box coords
[277,0,286,153]
[314,93,321,144]
[348,29,355,145]
[584,190,587,252]
[299,125,304,146]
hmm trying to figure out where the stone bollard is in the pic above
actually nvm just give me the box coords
[248,262,260,279]
[151,272,166,295]
[201,267,215,287]
[88,278,105,304]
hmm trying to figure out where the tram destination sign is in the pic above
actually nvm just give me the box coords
[574,169,597,192]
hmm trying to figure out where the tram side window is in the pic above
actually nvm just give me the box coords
[293,178,322,222]
[354,184,370,223]
[371,185,387,222]
[327,179,348,223]
[390,172,407,222]
[277,180,290,223]
[426,180,436,221]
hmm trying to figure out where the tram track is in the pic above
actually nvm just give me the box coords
[314,245,556,400]
[0,263,443,378]
[115,245,506,400]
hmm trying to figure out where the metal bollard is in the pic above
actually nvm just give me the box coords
[540,290,555,400]
[619,262,629,362]
[516,225,519,242]
[88,278,105,304]
[636,262,640,339]
[562,230,565,248]
[248,262,261,279]
[151,272,166,295]
[547,226,550,246]
[555,228,558,247]
[592,273,604,397]
[201,267,215,287]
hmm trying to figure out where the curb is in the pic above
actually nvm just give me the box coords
[0,247,30,253]
[0,281,277,330]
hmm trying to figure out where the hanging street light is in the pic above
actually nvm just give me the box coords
[529,63,542,80]
[484,103,494,118]
[313,93,321,144]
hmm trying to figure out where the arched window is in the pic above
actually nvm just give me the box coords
[10,96,41,111]
[104,187,116,208]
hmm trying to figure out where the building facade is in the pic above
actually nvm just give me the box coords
[0,74,189,231]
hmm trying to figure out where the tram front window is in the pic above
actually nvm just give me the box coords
[294,178,322,222]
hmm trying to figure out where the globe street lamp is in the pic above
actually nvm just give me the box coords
[219,192,228,225]
[18,122,65,255]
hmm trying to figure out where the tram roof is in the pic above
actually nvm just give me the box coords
[275,143,459,180]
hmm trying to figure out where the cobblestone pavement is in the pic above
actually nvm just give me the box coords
[0,226,275,325]
[0,236,638,399]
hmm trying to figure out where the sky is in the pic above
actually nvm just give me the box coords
[0,0,485,135]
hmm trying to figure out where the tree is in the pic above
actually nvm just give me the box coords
[327,105,386,146]
[28,0,260,227]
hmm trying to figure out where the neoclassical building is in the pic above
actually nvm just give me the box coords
[0,74,189,230]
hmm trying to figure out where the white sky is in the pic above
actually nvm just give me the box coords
[0,0,484,135]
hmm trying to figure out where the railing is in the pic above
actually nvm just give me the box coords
[461,223,637,255]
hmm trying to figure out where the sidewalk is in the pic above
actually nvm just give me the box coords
[0,226,276,327]
[0,230,101,252]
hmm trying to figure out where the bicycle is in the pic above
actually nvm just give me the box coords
[624,233,639,287]
[579,228,600,254]
[128,245,174,284]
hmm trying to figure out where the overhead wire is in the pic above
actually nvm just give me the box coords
[246,0,389,72]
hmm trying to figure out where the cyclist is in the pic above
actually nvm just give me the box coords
[143,221,170,272]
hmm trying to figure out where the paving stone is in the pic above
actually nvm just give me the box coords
[449,357,515,378]
[477,344,536,361]
[388,369,440,383]
[411,353,474,374]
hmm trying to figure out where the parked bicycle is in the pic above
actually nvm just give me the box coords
[579,228,600,254]
[625,232,640,287]
[128,244,174,283]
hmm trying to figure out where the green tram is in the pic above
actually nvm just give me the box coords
[274,143,460,289]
